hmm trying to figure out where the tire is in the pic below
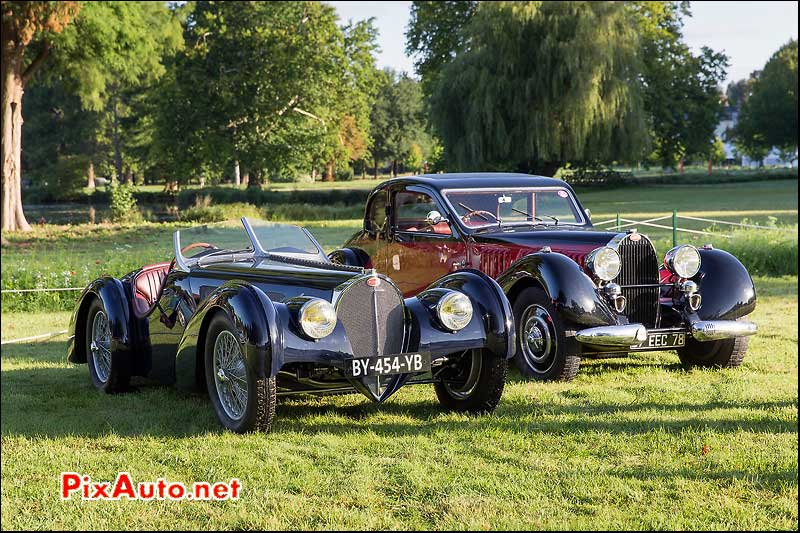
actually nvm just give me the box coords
[204,313,276,433]
[434,348,508,414]
[85,298,131,393]
[512,287,580,382]
[677,320,750,369]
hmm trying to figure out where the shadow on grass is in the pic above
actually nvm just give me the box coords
[2,341,796,440]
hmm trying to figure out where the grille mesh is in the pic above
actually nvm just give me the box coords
[335,276,405,358]
[617,235,660,328]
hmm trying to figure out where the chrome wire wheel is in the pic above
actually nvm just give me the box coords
[442,349,483,400]
[90,310,112,383]
[213,330,248,421]
[520,304,557,372]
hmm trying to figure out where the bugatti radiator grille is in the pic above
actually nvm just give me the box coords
[335,275,405,358]
[616,235,660,328]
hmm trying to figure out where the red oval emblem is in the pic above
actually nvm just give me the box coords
[367,277,380,287]
[629,233,642,241]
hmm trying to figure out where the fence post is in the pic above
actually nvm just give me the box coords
[672,209,678,247]
[615,212,620,230]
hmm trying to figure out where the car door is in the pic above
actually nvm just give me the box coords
[347,188,389,271]
[385,185,467,296]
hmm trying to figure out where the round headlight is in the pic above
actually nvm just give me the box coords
[299,299,337,339]
[436,291,473,331]
[586,247,621,281]
[665,245,701,278]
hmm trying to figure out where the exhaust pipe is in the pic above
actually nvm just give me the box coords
[690,320,757,342]
[575,323,647,347]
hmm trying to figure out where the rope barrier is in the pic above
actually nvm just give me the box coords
[676,214,786,230]
[1,330,68,345]
[1,287,83,294]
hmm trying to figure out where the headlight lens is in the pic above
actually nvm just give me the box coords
[586,247,621,281]
[299,299,337,339]
[665,245,701,278]
[436,291,473,331]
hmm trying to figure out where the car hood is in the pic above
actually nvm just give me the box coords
[471,227,619,250]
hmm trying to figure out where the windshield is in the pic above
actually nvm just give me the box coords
[442,188,585,229]
[174,218,325,270]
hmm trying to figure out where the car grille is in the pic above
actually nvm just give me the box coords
[616,234,660,328]
[334,275,405,358]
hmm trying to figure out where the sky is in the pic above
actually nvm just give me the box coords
[330,1,799,86]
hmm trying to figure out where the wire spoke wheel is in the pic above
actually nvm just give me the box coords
[90,310,112,383]
[442,349,483,400]
[213,330,248,421]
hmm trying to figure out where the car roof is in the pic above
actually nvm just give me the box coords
[378,172,571,191]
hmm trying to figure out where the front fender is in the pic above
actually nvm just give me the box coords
[497,252,618,327]
[408,269,516,359]
[67,277,132,365]
[175,281,283,391]
[693,248,757,320]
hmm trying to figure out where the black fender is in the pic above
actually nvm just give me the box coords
[328,247,369,268]
[407,269,516,359]
[692,248,757,320]
[497,251,618,327]
[67,277,133,365]
[174,281,284,391]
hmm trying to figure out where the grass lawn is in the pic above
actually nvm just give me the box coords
[1,276,796,529]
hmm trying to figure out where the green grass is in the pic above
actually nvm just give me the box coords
[1,276,796,529]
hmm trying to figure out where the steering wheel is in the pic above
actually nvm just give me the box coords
[461,210,498,226]
[180,242,216,254]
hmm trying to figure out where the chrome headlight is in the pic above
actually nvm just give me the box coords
[436,291,473,331]
[299,298,337,339]
[665,245,701,278]
[586,247,621,281]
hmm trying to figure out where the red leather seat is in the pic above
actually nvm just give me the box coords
[132,262,171,318]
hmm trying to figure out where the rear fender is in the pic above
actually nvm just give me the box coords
[497,251,618,327]
[409,269,515,359]
[328,247,370,268]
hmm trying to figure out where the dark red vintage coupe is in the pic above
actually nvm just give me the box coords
[331,173,758,381]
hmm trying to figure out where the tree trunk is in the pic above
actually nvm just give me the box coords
[373,158,378,178]
[112,90,123,182]
[391,159,397,178]
[707,159,713,175]
[247,170,260,189]
[124,165,133,185]
[1,48,32,231]
[242,171,249,187]
[87,161,95,188]
[199,175,206,188]
[324,161,334,182]
[234,160,241,187]
[678,158,685,174]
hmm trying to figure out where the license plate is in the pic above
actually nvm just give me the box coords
[634,332,686,349]
[345,353,431,378]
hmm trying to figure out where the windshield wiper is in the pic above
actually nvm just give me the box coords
[511,207,544,222]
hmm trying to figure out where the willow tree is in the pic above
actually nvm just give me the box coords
[428,1,647,175]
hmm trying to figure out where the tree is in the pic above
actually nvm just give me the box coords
[1,1,182,231]
[628,2,729,170]
[423,1,647,175]
[2,1,80,231]
[733,40,798,161]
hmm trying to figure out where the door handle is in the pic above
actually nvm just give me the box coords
[451,260,465,270]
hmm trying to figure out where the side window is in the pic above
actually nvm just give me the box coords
[393,190,450,234]
[366,191,387,234]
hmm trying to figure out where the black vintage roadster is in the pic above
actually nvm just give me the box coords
[67,218,514,432]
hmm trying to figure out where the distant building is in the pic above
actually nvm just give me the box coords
[717,106,798,168]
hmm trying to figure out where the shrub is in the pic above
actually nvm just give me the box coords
[180,201,264,223]
[109,184,142,223]
[335,166,354,182]
[721,226,798,277]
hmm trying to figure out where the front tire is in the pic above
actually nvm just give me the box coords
[85,298,130,393]
[204,313,276,433]
[434,349,508,414]
[512,287,580,381]
[677,328,749,369]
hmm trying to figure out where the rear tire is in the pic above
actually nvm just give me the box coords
[434,349,508,414]
[85,298,130,393]
[204,313,276,433]
[512,287,580,381]
[677,326,749,369]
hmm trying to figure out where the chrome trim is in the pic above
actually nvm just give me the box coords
[679,280,698,294]
[664,244,701,278]
[575,323,648,347]
[690,320,757,341]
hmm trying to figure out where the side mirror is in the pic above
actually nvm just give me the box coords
[584,208,592,221]
[426,210,446,226]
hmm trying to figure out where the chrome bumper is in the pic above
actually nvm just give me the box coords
[690,320,758,341]
[575,320,758,347]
